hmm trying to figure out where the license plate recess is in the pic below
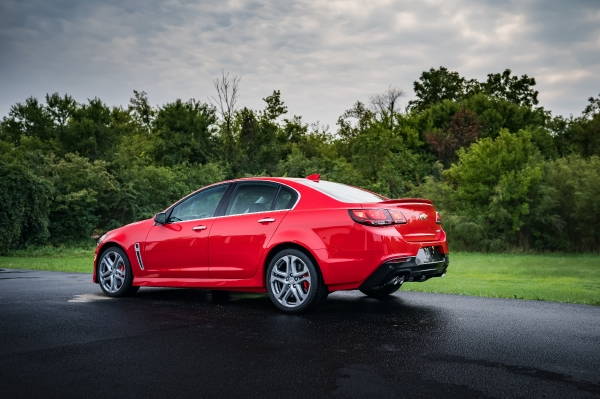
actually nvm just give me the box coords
[415,246,445,265]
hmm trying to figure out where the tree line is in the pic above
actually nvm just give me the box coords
[1,68,599,253]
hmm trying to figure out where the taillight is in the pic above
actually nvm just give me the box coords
[388,209,407,224]
[348,209,407,226]
[436,212,441,224]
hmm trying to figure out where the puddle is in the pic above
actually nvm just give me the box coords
[68,293,113,303]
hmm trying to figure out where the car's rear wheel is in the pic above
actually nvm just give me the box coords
[266,249,326,313]
[98,247,139,297]
[360,276,404,298]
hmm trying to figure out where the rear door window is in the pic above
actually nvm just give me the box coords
[224,183,279,216]
[273,186,299,210]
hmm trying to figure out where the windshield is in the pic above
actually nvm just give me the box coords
[299,180,386,203]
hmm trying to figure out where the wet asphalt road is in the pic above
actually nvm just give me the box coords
[0,269,599,399]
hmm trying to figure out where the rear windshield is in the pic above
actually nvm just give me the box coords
[299,180,386,203]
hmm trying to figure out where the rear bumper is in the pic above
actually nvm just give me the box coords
[359,255,449,289]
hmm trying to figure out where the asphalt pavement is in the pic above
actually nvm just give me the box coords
[1,268,599,399]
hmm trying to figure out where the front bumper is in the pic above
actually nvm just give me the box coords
[359,254,449,289]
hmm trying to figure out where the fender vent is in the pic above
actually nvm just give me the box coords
[134,243,145,270]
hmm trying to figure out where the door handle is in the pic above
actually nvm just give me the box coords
[192,225,207,231]
[258,218,275,223]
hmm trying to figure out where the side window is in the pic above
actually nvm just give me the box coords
[225,183,278,216]
[168,185,228,222]
[273,186,298,210]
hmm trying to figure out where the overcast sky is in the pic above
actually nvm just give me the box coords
[1,0,599,129]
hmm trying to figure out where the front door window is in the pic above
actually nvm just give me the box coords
[169,185,228,222]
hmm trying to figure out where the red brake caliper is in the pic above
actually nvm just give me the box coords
[303,273,309,290]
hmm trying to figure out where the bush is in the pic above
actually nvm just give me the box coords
[0,162,51,254]
[425,129,545,251]
[540,155,600,251]
[43,154,119,244]
[424,132,600,252]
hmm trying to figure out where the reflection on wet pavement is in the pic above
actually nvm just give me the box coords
[1,270,599,398]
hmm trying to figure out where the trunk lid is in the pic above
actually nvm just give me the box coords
[361,199,439,242]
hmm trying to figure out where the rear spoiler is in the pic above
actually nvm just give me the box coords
[378,198,433,205]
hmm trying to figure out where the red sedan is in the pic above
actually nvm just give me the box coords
[94,175,449,313]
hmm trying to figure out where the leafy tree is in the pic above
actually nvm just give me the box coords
[151,99,217,166]
[276,145,321,178]
[0,96,55,148]
[417,93,548,141]
[553,94,600,157]
[425,108,482,167]
[263,90,288,121]
[0,94,128,160]
[57,98,126,160]
[408,67,472,113]
[128,90,155,134]
[409,67,541,112]
[45,93,77,141]
[428,129,545,250]
[236,91,289,175]
[0,161,51,253]
[480,69,539,107]
[336,101,375,142]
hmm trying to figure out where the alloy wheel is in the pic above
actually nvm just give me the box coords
[270,255,311,308]
[99,250,126,294]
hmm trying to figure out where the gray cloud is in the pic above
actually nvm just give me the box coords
[1,0,599,129]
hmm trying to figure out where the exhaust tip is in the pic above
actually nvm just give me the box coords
[386,275,405,286]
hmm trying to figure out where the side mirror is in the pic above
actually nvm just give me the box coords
[154,212,167,225]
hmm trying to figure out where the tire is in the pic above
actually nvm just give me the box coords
[317,286,329,306]
[97,246,138,297]
[266,249,326,313]
[360,276,404,299]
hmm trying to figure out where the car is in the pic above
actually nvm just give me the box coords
[94,174,449,313]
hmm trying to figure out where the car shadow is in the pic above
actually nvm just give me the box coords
[131,286,446,324]
[99,286,451,378]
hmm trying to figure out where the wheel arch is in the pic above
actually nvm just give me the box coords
[262,242,324,285]
[94,242,131,284]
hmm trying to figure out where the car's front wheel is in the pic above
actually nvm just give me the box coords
[98,246,139,297]
[266,249,326,313]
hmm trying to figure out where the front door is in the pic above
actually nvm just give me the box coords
[209,182,287,279]
[143,184,229,279]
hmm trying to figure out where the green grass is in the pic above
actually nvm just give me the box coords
[0,246,94,273]
[1,249,599,306]
[0,256,93,273]
[403,252,600,306]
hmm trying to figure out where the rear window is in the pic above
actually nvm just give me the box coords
[299,180,386,203]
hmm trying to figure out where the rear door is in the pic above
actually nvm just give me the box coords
[208,182,297,279]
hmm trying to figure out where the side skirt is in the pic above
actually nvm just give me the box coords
[132,277,267,293]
